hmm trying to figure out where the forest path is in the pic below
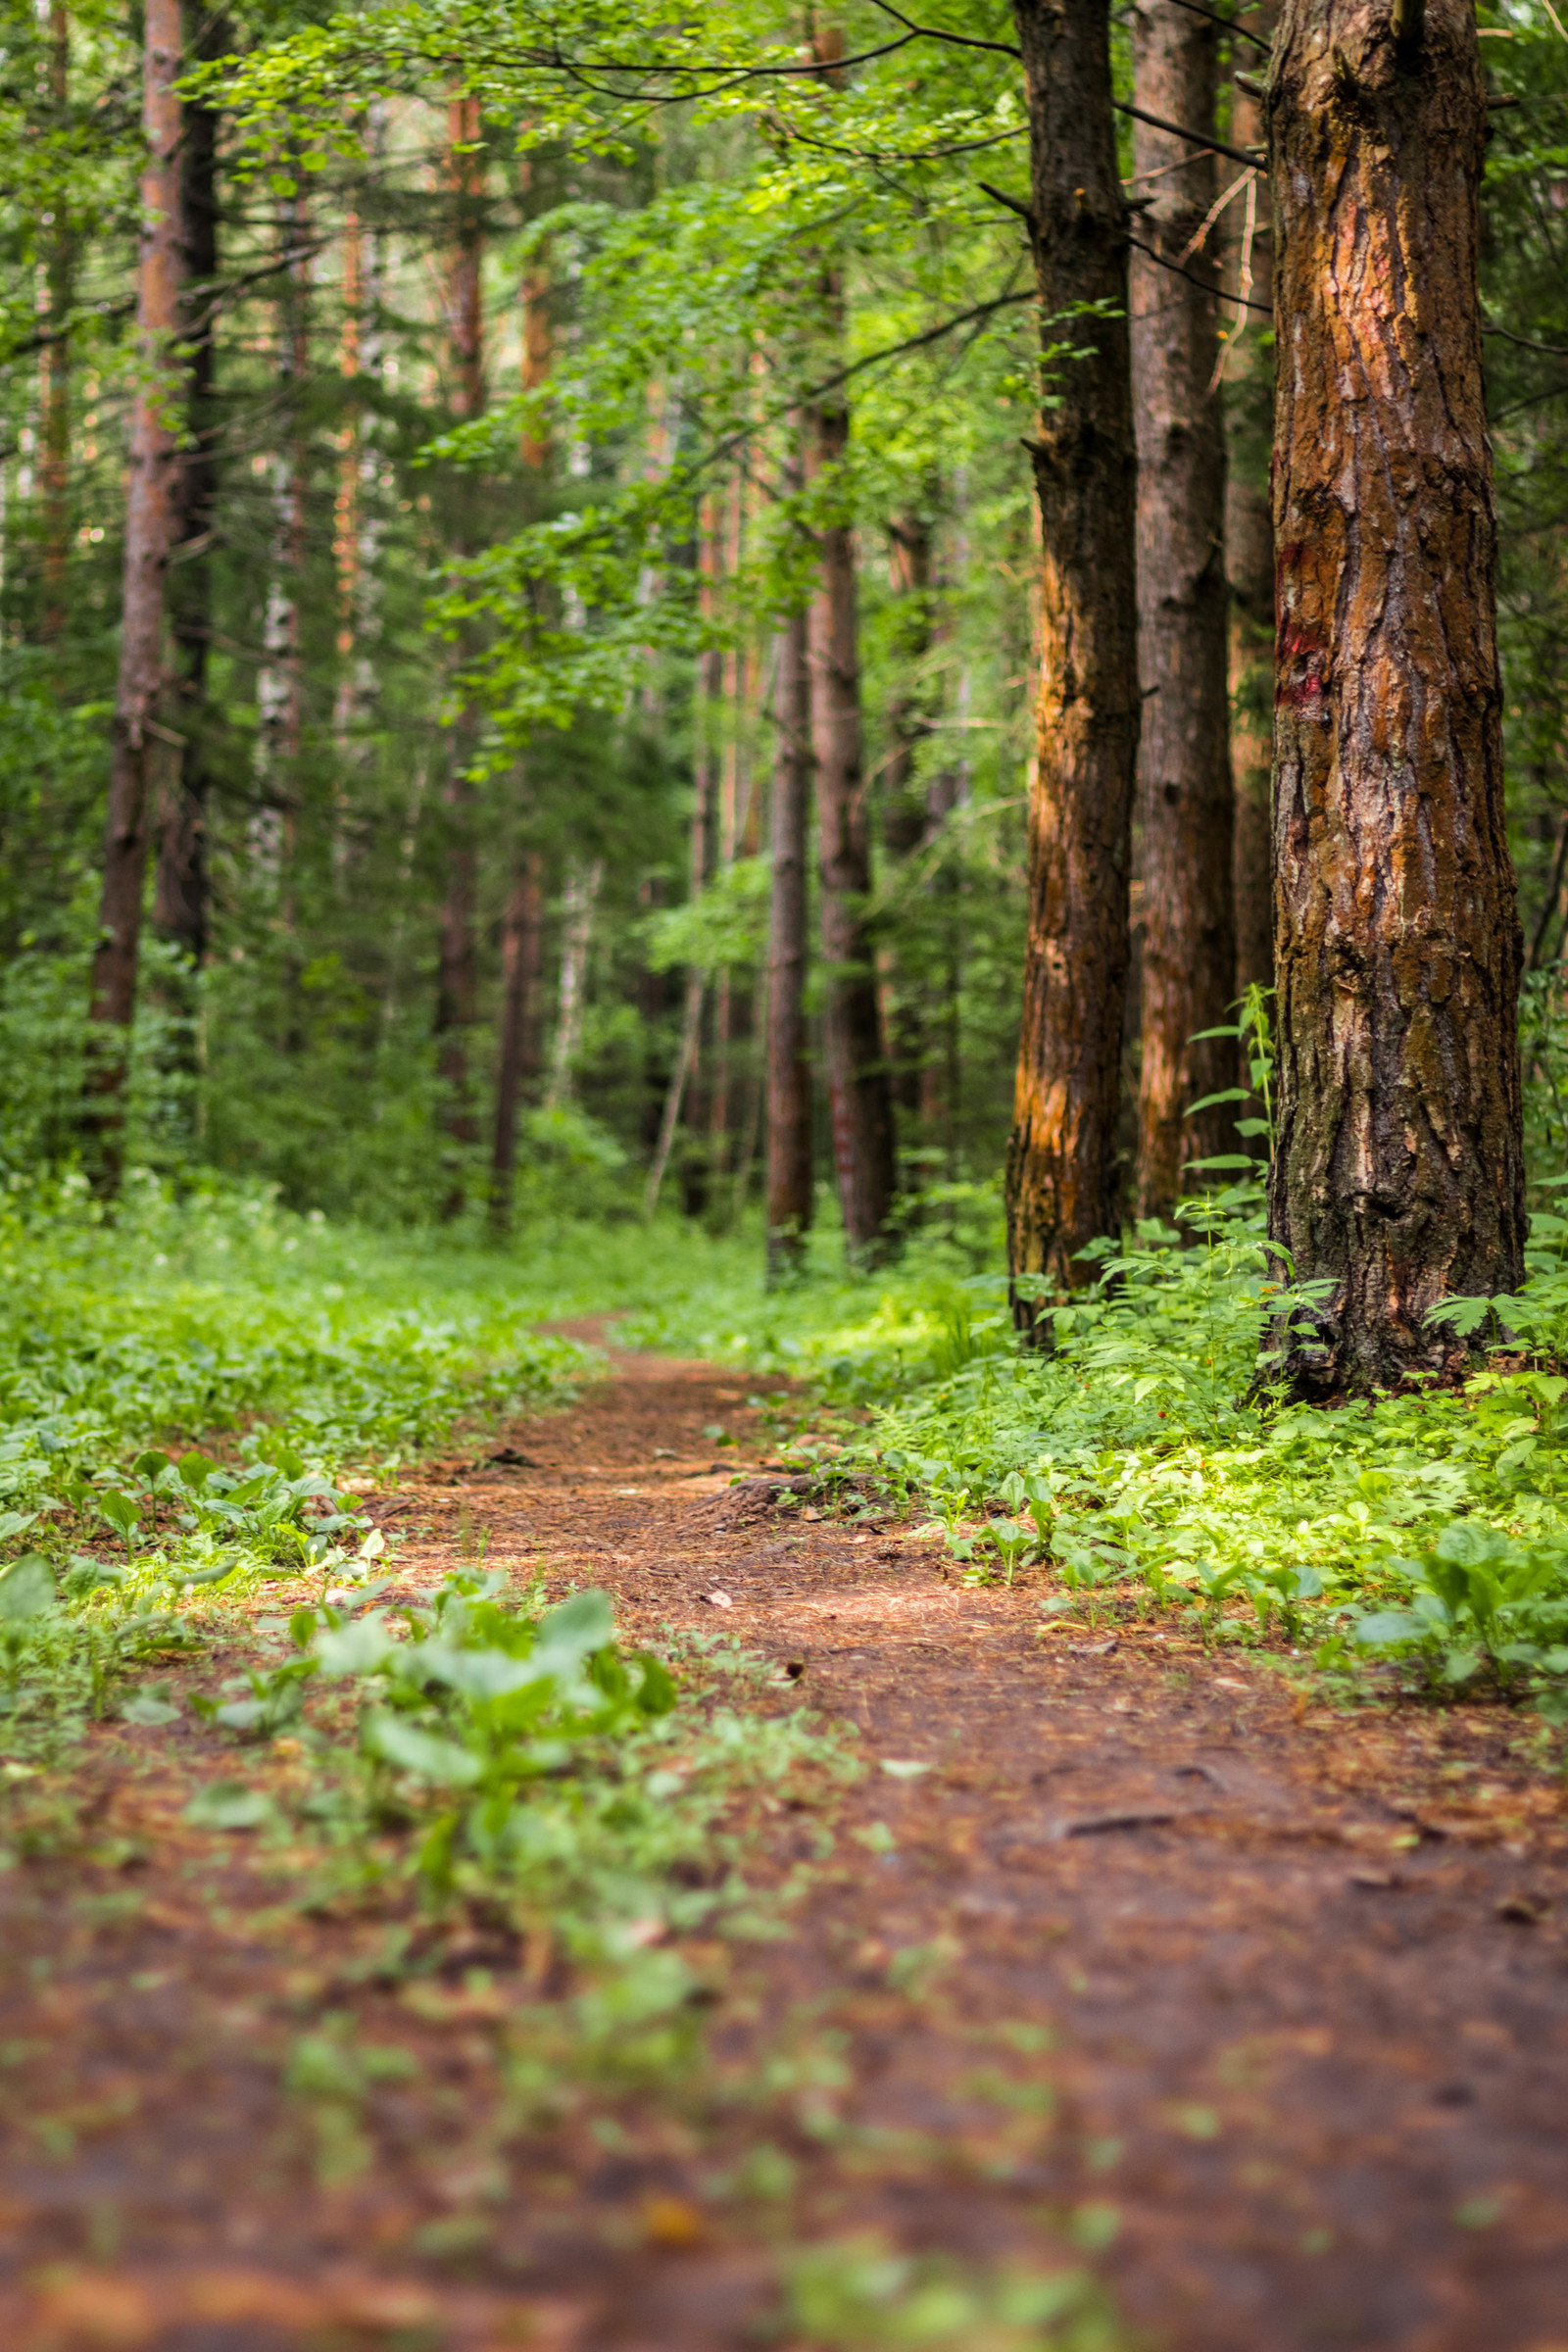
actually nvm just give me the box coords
[392,1340,1568,2351]
[4,1345,1568,2351]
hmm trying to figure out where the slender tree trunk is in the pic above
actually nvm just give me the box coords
[39,1,71,651]
[82,0,187,1192]
[154,0,222,988]
[881,512,936,1126]
[766,606,813,1279]
[331,200,365,794]
[488,847,544,1233]
[253,194,311,933]
[489,238,552,1229]
[1130,0,1236,1223]
[680,508,723,1216]
[1005,0,1141,1319]
[1224,17,1276,1001]
[546,859,604,1103]
[808,333,897,1264]
[434,94,485,1213]
[1266,0,1525,1396]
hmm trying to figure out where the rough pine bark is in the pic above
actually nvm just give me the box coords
[1005,0,1141,1317]
[1224,18,1276,1001]
[1130,0,1236,1223]
[766,607,814,1280]
[1266,0,1525,1395]
[83,0,186,1190]
[808,368,898,1265]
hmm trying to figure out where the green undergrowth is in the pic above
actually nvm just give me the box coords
[817,1189,1568,1721]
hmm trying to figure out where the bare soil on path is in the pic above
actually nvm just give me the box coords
[4,1344,1568,2351]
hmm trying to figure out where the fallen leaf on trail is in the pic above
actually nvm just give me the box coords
[880,1759,933,1779]
[1348,1869,1404,1890]
[1213,1677,1249,1691]
[641,2195,706,2248]
[702,1591,733,1608]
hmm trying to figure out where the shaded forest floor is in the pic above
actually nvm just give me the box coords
[4,1336,1568,2351]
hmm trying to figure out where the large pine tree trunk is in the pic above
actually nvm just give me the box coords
[1224,22,1276,1002]
[83,0,187,1191]
[1005,0,1140,1318]
[1130,0,1236,1225]
[766,607,814,1279]
[1267,0,1525,1395]
[808,356,897,1264]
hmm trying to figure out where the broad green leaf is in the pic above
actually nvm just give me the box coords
[0,1555,54,1623]
[366,1712,482,1785]
[183,1782,271,1831]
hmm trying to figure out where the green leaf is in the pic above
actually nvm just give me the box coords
[365,1712,482,1786]
[118,1690,180,1725]
[182,1781,271,1831]
[537,1587,615,1660]
[1353,1610,1430,1648]
[314,1615,394,1677]
[0,1555,54,1623]
[633,1651,677,1715]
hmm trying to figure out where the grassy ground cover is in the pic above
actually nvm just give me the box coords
[8,1156,1568,1740]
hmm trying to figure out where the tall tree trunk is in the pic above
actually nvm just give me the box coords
[253,192,311,929]
[488,846,544,1233]
[331,200,365,791]
[154,0,222,988]
[1225,18,1276,1001]
[489,242,552,1229]
[766,606,813,1279]
[1005,0,1141,1319]
[881,512,935,1127]
[546,859,604,1103]
[82,0,187,1192]
[39,1,71,651]
[808,332,897,1264]
[434,92,485,1214]
[680,506,723,1217]
[1130,0,1236,1223]
[1266,0,1525,1396]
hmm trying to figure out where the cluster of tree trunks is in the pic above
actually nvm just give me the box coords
[1004,0,1523,1394]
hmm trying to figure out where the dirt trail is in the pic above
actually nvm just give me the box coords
[4,1347,1568,2351]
